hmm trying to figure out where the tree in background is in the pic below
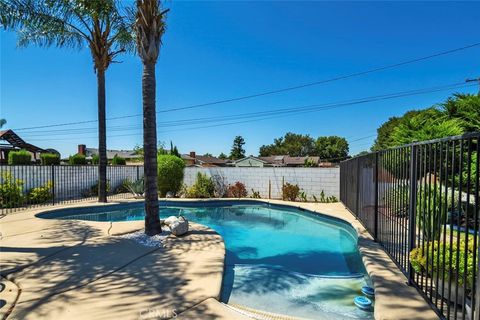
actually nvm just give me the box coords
[203,153,213,157]
[218,152,228,160]
[135,0,168,236]
[1,0,133,203]
[372,94,480,150]
[259,132,315,157]
[230,136,246,160]
[314,136,349,161]
[0,119,5,128]
[371,116,402,151]
[169,141,180,158]
[390,108,463,146]
[259,132,349,161]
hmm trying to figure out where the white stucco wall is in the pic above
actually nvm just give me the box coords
[183,167,339,199]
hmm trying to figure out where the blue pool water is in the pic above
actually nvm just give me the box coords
[38,201,373,319]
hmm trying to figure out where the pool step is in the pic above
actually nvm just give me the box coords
[224,303,305,320]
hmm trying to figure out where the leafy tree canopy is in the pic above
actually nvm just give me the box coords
[259,132,349,161]
[372,94,479,150]
[230,136,246,160]
[218,152,228,160]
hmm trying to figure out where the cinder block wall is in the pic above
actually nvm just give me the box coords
[183,167,340,199]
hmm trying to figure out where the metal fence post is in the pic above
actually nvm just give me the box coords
[407,145,418,285]
[136,165,140,181]
[51,164,55,205]
[374,152,379,241]
[355,158,360,216]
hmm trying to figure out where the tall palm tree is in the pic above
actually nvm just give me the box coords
[135,0,167,235]
[1,0,133,202]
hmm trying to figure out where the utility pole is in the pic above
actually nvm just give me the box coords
[466,77,480,96]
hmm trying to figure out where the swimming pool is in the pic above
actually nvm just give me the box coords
[38,200,373,319]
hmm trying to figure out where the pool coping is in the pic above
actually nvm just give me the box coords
[1,198,438,320]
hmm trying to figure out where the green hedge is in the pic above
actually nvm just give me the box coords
[40,153,60,165]
[112,154,126,165]
[92,154,99,165]
[157,154,185,196]
[69,154,86,165]
[8,150,31,165]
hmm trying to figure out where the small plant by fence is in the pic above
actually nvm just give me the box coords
[340,132,479,320]
[0,165,144,214]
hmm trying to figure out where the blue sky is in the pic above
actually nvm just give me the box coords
[1,1,479,158]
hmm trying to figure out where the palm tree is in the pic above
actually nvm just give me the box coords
[135,0,167,235]
[0,119,6,129]
[1,0,133,202]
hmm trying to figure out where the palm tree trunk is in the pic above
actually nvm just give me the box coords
[97,68,108,203]
[143,61,161,235]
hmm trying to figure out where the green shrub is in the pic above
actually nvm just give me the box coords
[28,181,53,204]
[313,190,339,203]
[250,189,261,199]
[299,191,308,202]
[8,149,31,165]
[123,178,144,197]
[227,181,247,198]
[111,154,126,165]
[40,153,60,165]
[0,172,24,208]
[91,154,99,165]
[410,240,474,289]
[185,173,215,198]
[157,154,185,196]
[282,182,299,201]
[69,154,86,165]
[83,180,110,197]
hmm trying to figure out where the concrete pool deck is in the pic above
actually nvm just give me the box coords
[0,199,437,320]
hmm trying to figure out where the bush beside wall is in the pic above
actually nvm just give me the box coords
[8,150,32,165]
[69,154,86,165]
[40,153,60,165]
[157,154,185,196]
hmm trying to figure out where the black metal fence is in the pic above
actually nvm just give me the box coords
[340,132,480,320]
[0,165,144,215]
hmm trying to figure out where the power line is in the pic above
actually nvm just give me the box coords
[19,81,475,137]
[12,42,480,132]
[25,81,476,142]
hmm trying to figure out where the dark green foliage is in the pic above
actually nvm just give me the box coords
[83,180,110,197]
[314,136,349,160]
[230,136,246,160]
[185,173,215,198]
[250,189,261,199]
[40,153,60,165]
[69,154,86,165]
[218,152,228,160]
[169,141,181,158]
[282,182,300,201]
[157,154,185,196]
[111,154,126,165]
[92,154,99,165]
[0,172,24,208]
[260,132,314,157]
[28,181,53,204]
[8,149,31,165]
[373,94,480,150]
[259,133,349,161]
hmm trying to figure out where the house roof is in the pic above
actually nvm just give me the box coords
[235,156,269,164]
[85,148,141,160]
[257,155,320,166]
[0,129,45,153]
[195,155,227,165]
